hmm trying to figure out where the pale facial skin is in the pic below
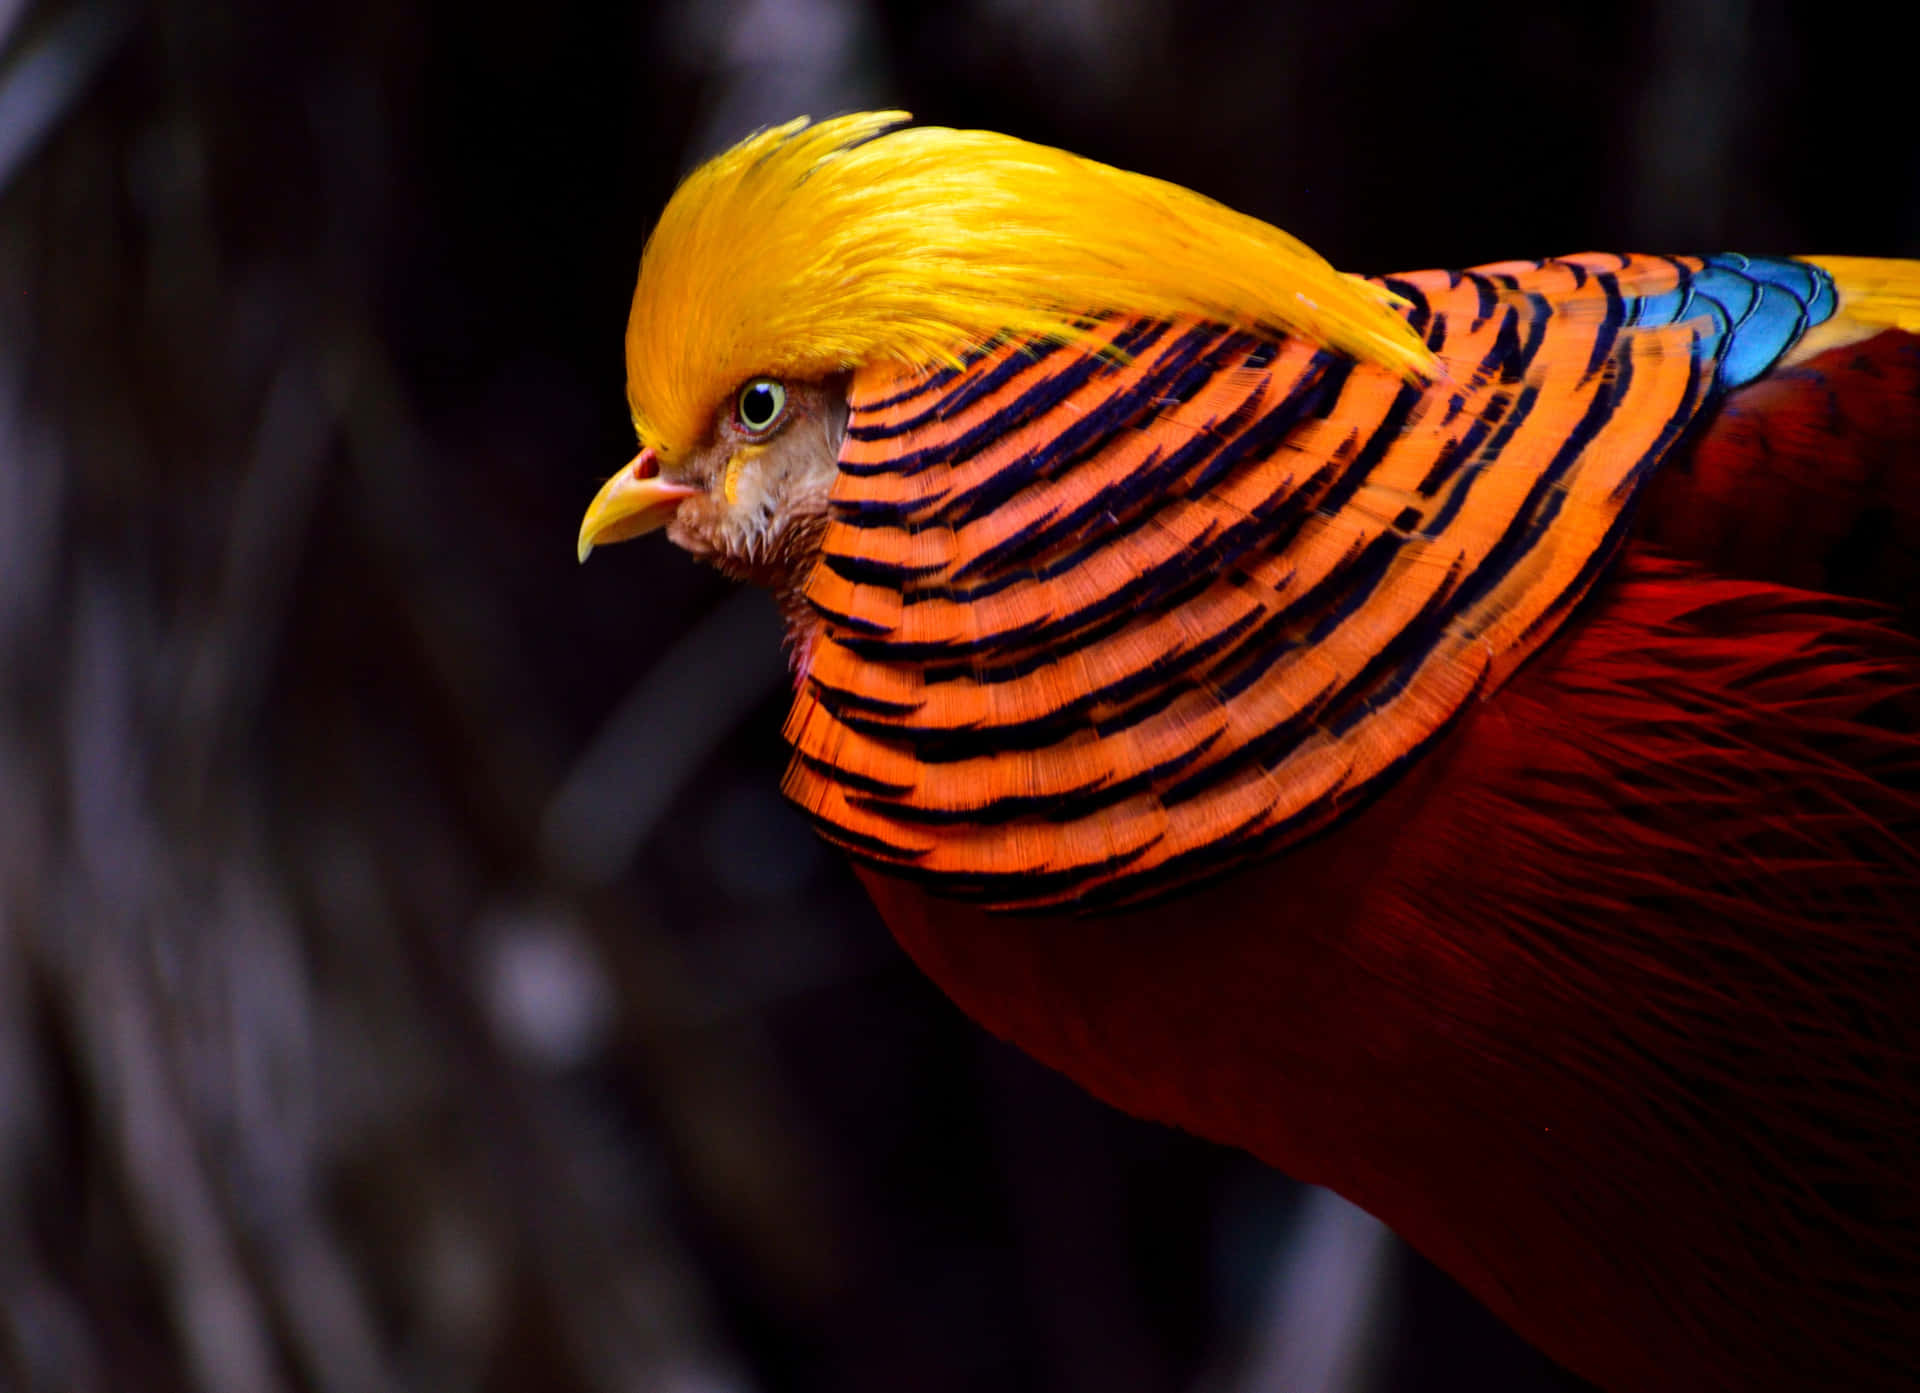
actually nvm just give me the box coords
[577,372,850,613]
[662,373,849,597]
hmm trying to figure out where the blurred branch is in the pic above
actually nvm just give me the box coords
[0,4,822,1387]
[0,0,130,198]
[542,587,786,888]
[174,351,333,816]
[325,310,835,1372]
[1220,1190,1396,1393]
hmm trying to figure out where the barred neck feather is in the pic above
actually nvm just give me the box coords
[779,253,1839,910]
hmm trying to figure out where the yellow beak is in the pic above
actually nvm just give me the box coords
[577,449,700,563]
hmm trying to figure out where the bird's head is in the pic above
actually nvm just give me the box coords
[576,111,1432,606]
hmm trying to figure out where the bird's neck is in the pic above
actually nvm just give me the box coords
[782,275,1720,912]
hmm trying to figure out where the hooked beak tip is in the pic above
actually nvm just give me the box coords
[576,448,697,563]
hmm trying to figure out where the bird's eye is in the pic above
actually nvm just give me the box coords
[735,378,789,436]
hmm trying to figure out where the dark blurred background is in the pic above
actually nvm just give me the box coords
[2,2,1914,1390]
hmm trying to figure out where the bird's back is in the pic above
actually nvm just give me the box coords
[843,255,1920,1392]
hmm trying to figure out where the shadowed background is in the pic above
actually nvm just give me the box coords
[2,2,1914,1390]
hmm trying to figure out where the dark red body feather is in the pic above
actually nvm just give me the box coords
[863,334,1920,1391]
[1639,331,1920,618]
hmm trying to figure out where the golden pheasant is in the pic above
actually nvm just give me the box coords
[577,113,1920,1392]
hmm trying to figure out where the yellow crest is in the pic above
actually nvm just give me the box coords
[625,112,1434,456]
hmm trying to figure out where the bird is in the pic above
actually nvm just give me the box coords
[576,112,1920,1392]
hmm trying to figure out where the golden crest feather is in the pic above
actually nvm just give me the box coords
[624,111,1434,456]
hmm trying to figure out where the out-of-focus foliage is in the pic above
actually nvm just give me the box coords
[0,2,1911,1391]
